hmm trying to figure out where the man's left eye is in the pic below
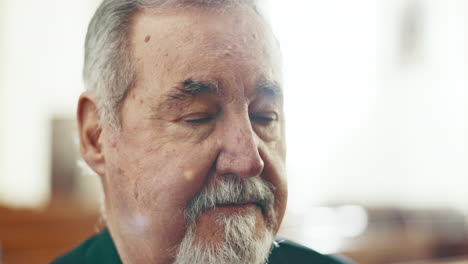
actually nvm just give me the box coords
[249,113,278,124]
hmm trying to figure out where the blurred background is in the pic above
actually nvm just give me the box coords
[0,0,467,263]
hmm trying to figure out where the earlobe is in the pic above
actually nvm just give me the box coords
[77,92,106,177]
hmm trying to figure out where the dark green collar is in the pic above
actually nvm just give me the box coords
[85,229,122,264]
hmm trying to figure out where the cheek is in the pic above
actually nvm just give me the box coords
[253,123,282,142]
[164,123,215,144]
[102,138,219,250]
[104,134,219,215]
[259,140,287,230]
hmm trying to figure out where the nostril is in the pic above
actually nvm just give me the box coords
[236,151,264,178]
[215,149,264,179]
[250,154,264,175]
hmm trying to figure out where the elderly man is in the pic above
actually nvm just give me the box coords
[52,0,349,263]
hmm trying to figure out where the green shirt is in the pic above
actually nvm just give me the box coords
[51,229,350,264]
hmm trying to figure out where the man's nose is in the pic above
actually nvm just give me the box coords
[215,115,264,179]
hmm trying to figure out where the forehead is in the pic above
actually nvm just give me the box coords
[129,5,281,95]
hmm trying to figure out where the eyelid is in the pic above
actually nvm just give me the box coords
[181,113,215,124]
[249,112,279,122]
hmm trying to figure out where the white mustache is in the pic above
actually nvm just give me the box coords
[185,176,276,224]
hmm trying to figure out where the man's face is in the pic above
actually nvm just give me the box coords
[99,5,286,263]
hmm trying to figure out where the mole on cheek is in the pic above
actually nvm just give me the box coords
[144,35,151,43]
[184,170,194,181]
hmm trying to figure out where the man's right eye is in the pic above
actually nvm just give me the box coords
[182,114,215,124]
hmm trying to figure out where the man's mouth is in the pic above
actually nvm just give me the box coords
[216,201,264,211]
[217,201,254,206]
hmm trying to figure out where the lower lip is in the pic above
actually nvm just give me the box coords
[202,204,266,224]
[216,203,255,207]
[216,203,257,209]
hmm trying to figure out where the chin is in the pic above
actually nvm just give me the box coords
[174,212,275,264]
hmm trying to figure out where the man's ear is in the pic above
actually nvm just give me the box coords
[77,92,106,177]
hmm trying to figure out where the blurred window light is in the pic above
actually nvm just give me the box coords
[336,205,369,238]
[268,0,467,213]
[303,207,343,254]
[292,205,368,254]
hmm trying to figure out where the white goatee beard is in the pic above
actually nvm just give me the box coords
[174,213,274,264]
[173,176,277,264]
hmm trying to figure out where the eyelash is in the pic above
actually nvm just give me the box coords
[184,114,277,125]
[249,114,277,125]
[184,116,215,124]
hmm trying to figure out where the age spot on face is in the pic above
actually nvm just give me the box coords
[144,35,151,43]
[184,170,194,181]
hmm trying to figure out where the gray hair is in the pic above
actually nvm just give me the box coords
[83,0,263,129]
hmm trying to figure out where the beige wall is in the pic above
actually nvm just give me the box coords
[0,0,100,208]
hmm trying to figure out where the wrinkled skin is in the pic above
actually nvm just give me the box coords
[78,4,287,264]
